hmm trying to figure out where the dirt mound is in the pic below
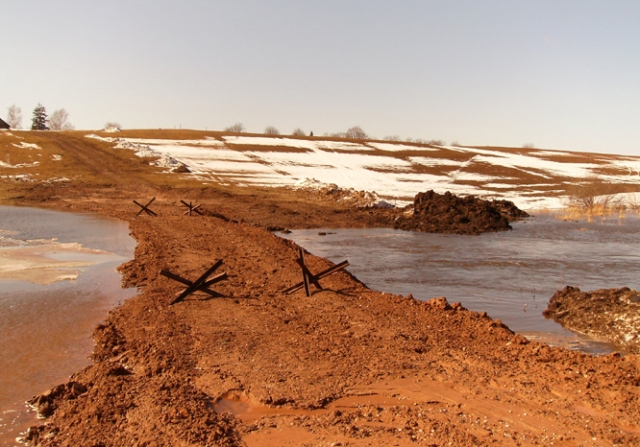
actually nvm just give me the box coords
[291,178,394,208]
[543,286,640,353]
[3,133,640,447]
[394,190,529,235]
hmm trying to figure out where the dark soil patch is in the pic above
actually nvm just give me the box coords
[544,286,640,353]
[394,190,529,235]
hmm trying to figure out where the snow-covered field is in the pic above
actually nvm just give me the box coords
[87,134,640,210]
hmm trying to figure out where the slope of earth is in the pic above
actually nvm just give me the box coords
[544,286,640,354]
[0,131,639,446]
[25,207,640,447]
[84,129,640,210]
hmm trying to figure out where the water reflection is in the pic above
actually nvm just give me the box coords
[282,212,640,354]
[0,206,136,446]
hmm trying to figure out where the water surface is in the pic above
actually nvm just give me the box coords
[282,212,640,354]
[0,206,136,446]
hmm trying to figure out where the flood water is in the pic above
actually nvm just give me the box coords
[0,206,136,446]
[282,212,640,354]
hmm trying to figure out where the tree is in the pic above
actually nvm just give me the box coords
[345,126,367,139]
[49,109,74,130]
[104,122,122,130]
[224,122,245,133]
[264,126,280,135]
[31,104,49,130]
[6,104,22,129]
[291,128,306,136]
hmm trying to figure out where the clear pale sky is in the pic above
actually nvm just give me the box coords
[2,1,639,155]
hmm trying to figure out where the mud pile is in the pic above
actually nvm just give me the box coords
[544,286,640,353]
[394,190,529,235]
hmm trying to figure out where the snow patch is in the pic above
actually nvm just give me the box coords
[12,142,41,150]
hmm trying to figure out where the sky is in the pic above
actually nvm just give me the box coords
[2,1,640,155]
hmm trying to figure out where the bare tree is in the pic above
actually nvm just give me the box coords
[264,126,280,135]
[291,128,306,136]
[6,104,22,129]
[49,109,74,130]
[345,126,367,139]
[383,135,400,141]
[224,123,245,133]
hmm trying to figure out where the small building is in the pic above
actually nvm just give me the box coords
[0,118,10,130]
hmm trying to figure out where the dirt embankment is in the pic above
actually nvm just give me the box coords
[544,286,640,354]
[1,133,639,447]
[394,190,529,235]
[21,201,640,447]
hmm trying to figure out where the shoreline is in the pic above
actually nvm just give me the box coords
[19,198,640,447]
[1,132,638,446]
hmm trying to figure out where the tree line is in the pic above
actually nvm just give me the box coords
[5,104,74,130]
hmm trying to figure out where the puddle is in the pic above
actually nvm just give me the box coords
[0,206,136,446]
[213,390,406,422]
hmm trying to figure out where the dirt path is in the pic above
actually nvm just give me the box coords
[23,204,640,447]
[1,133,639,446]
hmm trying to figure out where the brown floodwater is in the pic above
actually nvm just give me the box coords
[282,211,640,355]
[0,206,136,446]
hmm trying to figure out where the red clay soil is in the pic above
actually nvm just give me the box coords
[1,133,638,447]
[20,200,640,447]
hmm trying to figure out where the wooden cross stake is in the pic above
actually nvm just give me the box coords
[133,197,158,216]
[160,260,228,305]
[283,247,349,297]
[181,200,203,216]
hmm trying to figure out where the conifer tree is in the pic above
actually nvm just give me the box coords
[31,104,49,130]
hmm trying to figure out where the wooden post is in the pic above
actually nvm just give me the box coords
[181,200,203,216]
[159,260,228,305]
[284,249,349,297]
[133,197,157,216]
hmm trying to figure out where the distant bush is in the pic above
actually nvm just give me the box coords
[224,123,245,133]
[345,126,367,139]
[523,143,535,149]
[428,139,445,146]
[104,122,122,130]
[384,135,400,141]
[264,126,280,135]
[291,128,306,136]
[451,141,461,147]
[566,180,625,216]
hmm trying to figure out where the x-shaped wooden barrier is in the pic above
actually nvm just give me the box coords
[181,200,203,216]
[133,197,157,216]
[284,247,349,297]
[160,260,228,305]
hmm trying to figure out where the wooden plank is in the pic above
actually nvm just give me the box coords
[181,200,204,216]
[160,269,223,298]
[299,248,311,297]
[203,272,228,287]
[134,197,157,216]
[284,259,350,295]
[170,260,223,305]
[315,260,350,280]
